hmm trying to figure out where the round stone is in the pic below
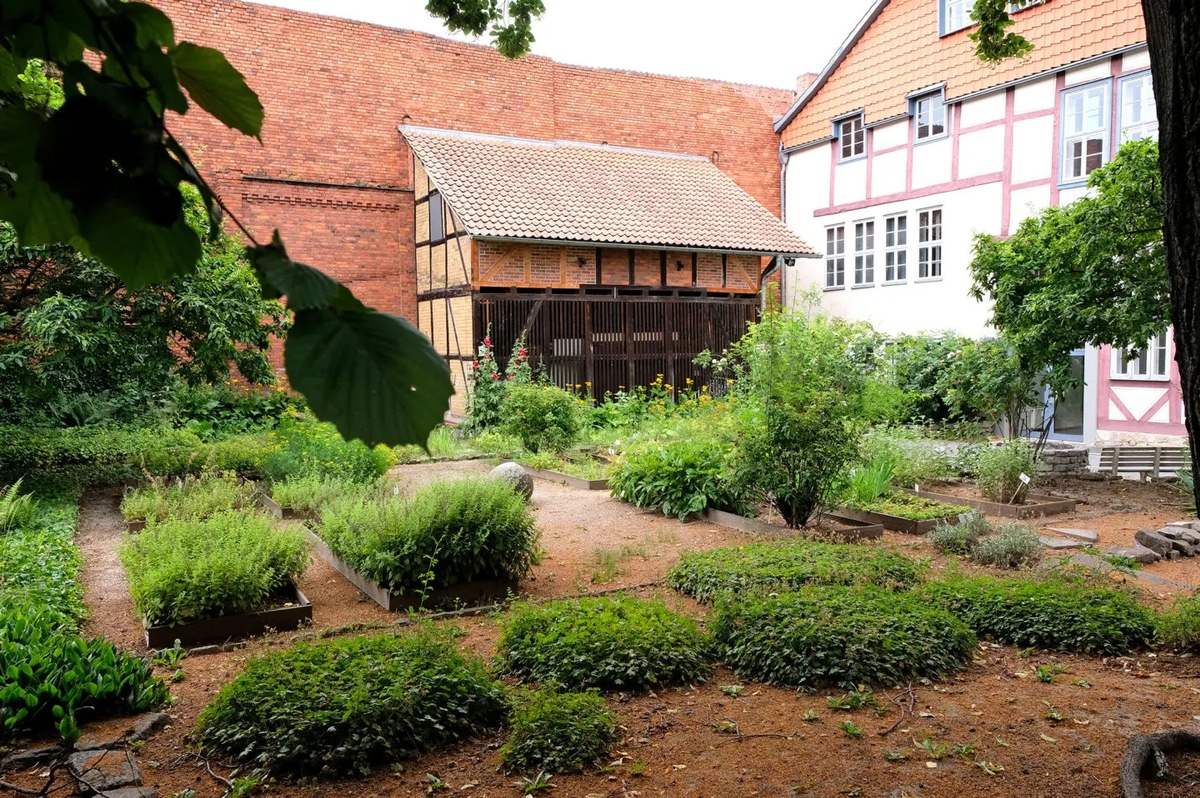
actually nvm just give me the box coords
[489,461,534,501]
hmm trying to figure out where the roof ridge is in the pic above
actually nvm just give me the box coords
[399,125,711,162]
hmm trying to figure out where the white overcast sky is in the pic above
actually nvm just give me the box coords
[247,0,877,89]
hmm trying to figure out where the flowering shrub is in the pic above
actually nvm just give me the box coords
[466,331,534,430]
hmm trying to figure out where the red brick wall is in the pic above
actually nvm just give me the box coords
[159,0,791,320]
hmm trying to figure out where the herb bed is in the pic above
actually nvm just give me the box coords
[703,507,883,542]
[144,581,312,649]
[902,487,1076,519]
[508,461,609,491]
[837,491,971,534]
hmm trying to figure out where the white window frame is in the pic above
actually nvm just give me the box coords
[1112,331,1172,381]
[1007,0,1046,11]
[835,114,865,162]
[883,213,908,285]
[1119,71,1158,144]
[853,219,875,287]
[913,91,948,142]
[825,225,846,290]
[917,207,943,281]
[1060,80,1111,185]
[940,0,975,35]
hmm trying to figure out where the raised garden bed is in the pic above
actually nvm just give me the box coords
[144,581,312,649]
[902,487,1076,519]
[703,508,883,542]
[307,531,518,612]
[836,492,971,534]
[509,462,608,491]
[834,505,960,535]
[258,494,312,522]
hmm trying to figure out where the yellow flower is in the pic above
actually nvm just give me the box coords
[685,378,693,385]
[726,378,734,385]
[701,385,708,392]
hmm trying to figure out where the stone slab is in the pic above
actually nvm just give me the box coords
[1135,528,1175,557]
[1068,552,1198,592]
[68,749,141,793]
[1040,535,1085,550]
[1044,527,1099,544]
[1106,544,1161,564]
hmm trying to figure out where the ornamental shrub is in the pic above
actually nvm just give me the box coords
[669,540,927,604]
[317,476,540,594]
[970,523,1043,569]
[608,436,747,519]
[119,471,256,525]
[262,418,395,483]
[974,439,1038,503]
[710,587,976,689]
[497,595,712,691]
[500,383,582,453]
[197,630,507,778]
[922,575,1156,655]
[119,511,309,627]
[500,689,617,774]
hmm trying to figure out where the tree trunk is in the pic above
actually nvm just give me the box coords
[1142,0,1200,514]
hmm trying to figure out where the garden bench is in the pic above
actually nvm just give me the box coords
[1096,445,1190,480]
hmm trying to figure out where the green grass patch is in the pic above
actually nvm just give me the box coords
[1157,593,1200,652]
[119,510,309,626]
[120,471,256,525]
[498,595,711,691]
[669,540,927,604]
[500,689,617,774]
[847,491,970,521]
[197,629,507,778]
[710,586,976,689]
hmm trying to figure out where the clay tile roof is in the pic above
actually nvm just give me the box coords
[401,125,818,256]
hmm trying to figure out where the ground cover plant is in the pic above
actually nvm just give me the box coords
[923,575,1157,655]
[120,471,256,525]
[197,629,507,778]
[608,436,745,519]
[497,595,711,691]
[119,510,309,627]
[318,476,540,593]
[517,450,609,481]
[845,490,970,521]
[669,540,927,604]
[500,689,617,774]
[710,586,976,689]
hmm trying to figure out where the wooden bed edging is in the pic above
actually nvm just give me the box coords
[703,508,884,542]
[833,506,960,535]
[306,530,518,612]
[511,463,609,491]
[144,581,312,649]
[900,488,1076,519]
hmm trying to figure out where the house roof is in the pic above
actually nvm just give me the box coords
[400,125,818,257]
[777,0,1147,149]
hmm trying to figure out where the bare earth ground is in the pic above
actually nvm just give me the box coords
[8,468,1200,797]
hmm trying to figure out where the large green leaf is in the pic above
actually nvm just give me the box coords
[79,203,201,288]
[0,105,79,244]
[0,46,19,92]
[249,233,363,311]
[171,42,263,138]
[285,308,453,447]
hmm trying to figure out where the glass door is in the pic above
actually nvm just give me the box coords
[1045,351,1085,440]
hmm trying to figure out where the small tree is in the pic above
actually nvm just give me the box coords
[935,337,1045,443]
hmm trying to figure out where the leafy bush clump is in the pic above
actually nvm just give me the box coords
[270,474,389,516]
[1156,594,1200,652]
[608,437,745,519]
[926,512,992,554]
[970,524,1043,568]
[119,511,309,626]
[711,587,976,689]
[498,595,711,691]
[262,419,395,483]
[848,491,969,521]
[858,426,958,487]
[318,476,539,593]
[923,576,1156,655]
[669,540,927,604]
[120,471,255,525]
[500,689,617,774]
[197,630,507,778]
[974,440,1038,503]
[500,383,582,453]
[0,501,85,628]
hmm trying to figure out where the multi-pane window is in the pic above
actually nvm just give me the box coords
[1119,72,1158,143]
[1007,0,1044,11]
[853,220,875,286]
[917,208,942,279]
[914,93,947,141]
[1113,331,1171,380]
[941,0,975,34]
[428,191,445,242]
[1061,83,1110,183]
[838,115,865,161]
[825,225,846,289]
[884,214,907,283]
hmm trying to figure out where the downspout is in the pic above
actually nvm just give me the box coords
[778,142,790,308]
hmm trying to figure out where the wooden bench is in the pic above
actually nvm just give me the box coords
[1097,446,1191,480]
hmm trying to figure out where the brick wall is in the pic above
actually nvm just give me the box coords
[158,0,792,321]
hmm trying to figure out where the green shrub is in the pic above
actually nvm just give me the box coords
[1157,594,1200,652]
[970,523,1042,568]
[270,474,389,515]
[848,491,969,521]
[500,689,617,774]
[974,440,1038,503]
[926,512,991,554]
[609,437,746,519]
[858,427,958,488]
[500,383,582,453]
[923,576,1156,655]
[262,418,395,483]
[318,476,539,593]
[120,472,256,525]
[711,587,976,689]
[119,511,309,627]
[845,455,895,505]
[197,630,507,778]
[498,595,711,691]
[669,540,927,604]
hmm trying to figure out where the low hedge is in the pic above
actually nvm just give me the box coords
[497,595,711,691]
[500,689,617,774]
[197,630,507,778]
[318,476,540,592]
[711,586,976,689]
[922,576,1156,655]
[119,510,309,627]
[669,540,927,603]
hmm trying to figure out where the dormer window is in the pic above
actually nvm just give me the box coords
[940,0,975,35]
[913,91,947,141]
[836,114,865,162]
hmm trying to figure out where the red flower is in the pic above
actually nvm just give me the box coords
[518,349,527,357]
[483,336,492,346]
[492,373,500,381]
[472,361,479,369]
